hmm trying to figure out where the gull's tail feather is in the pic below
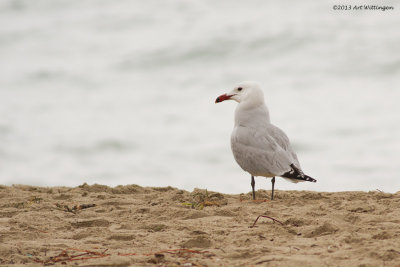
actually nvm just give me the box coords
[281,164,317,182]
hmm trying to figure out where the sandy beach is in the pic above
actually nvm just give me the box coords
[1,184,400,266]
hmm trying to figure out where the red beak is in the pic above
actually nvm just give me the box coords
[215,94,232,103]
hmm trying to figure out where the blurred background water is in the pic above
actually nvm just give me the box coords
[0,0,399,193]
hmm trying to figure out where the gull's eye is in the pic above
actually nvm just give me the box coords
[238,87,242,91]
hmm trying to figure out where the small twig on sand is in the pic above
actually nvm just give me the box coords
[56,203,96,213]
[34,248,110,265]
[250,215,283,228]
[33,247,213,265]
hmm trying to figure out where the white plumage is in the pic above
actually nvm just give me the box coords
[216,81,316,200]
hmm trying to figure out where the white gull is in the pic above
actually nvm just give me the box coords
[215,81,316,200]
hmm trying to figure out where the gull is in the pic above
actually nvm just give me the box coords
[215,81,316,200]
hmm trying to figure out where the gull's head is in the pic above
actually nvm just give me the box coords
[215,81,264,105]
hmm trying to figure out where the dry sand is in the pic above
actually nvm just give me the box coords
[1,184,400,266]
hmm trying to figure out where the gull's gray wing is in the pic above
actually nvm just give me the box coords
[231,125,296,177]
[267,124,301,169]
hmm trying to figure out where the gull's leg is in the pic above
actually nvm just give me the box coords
[271,177,275,200]
[251,176,256,200]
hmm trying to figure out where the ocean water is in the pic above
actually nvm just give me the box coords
[1,0,399,193]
